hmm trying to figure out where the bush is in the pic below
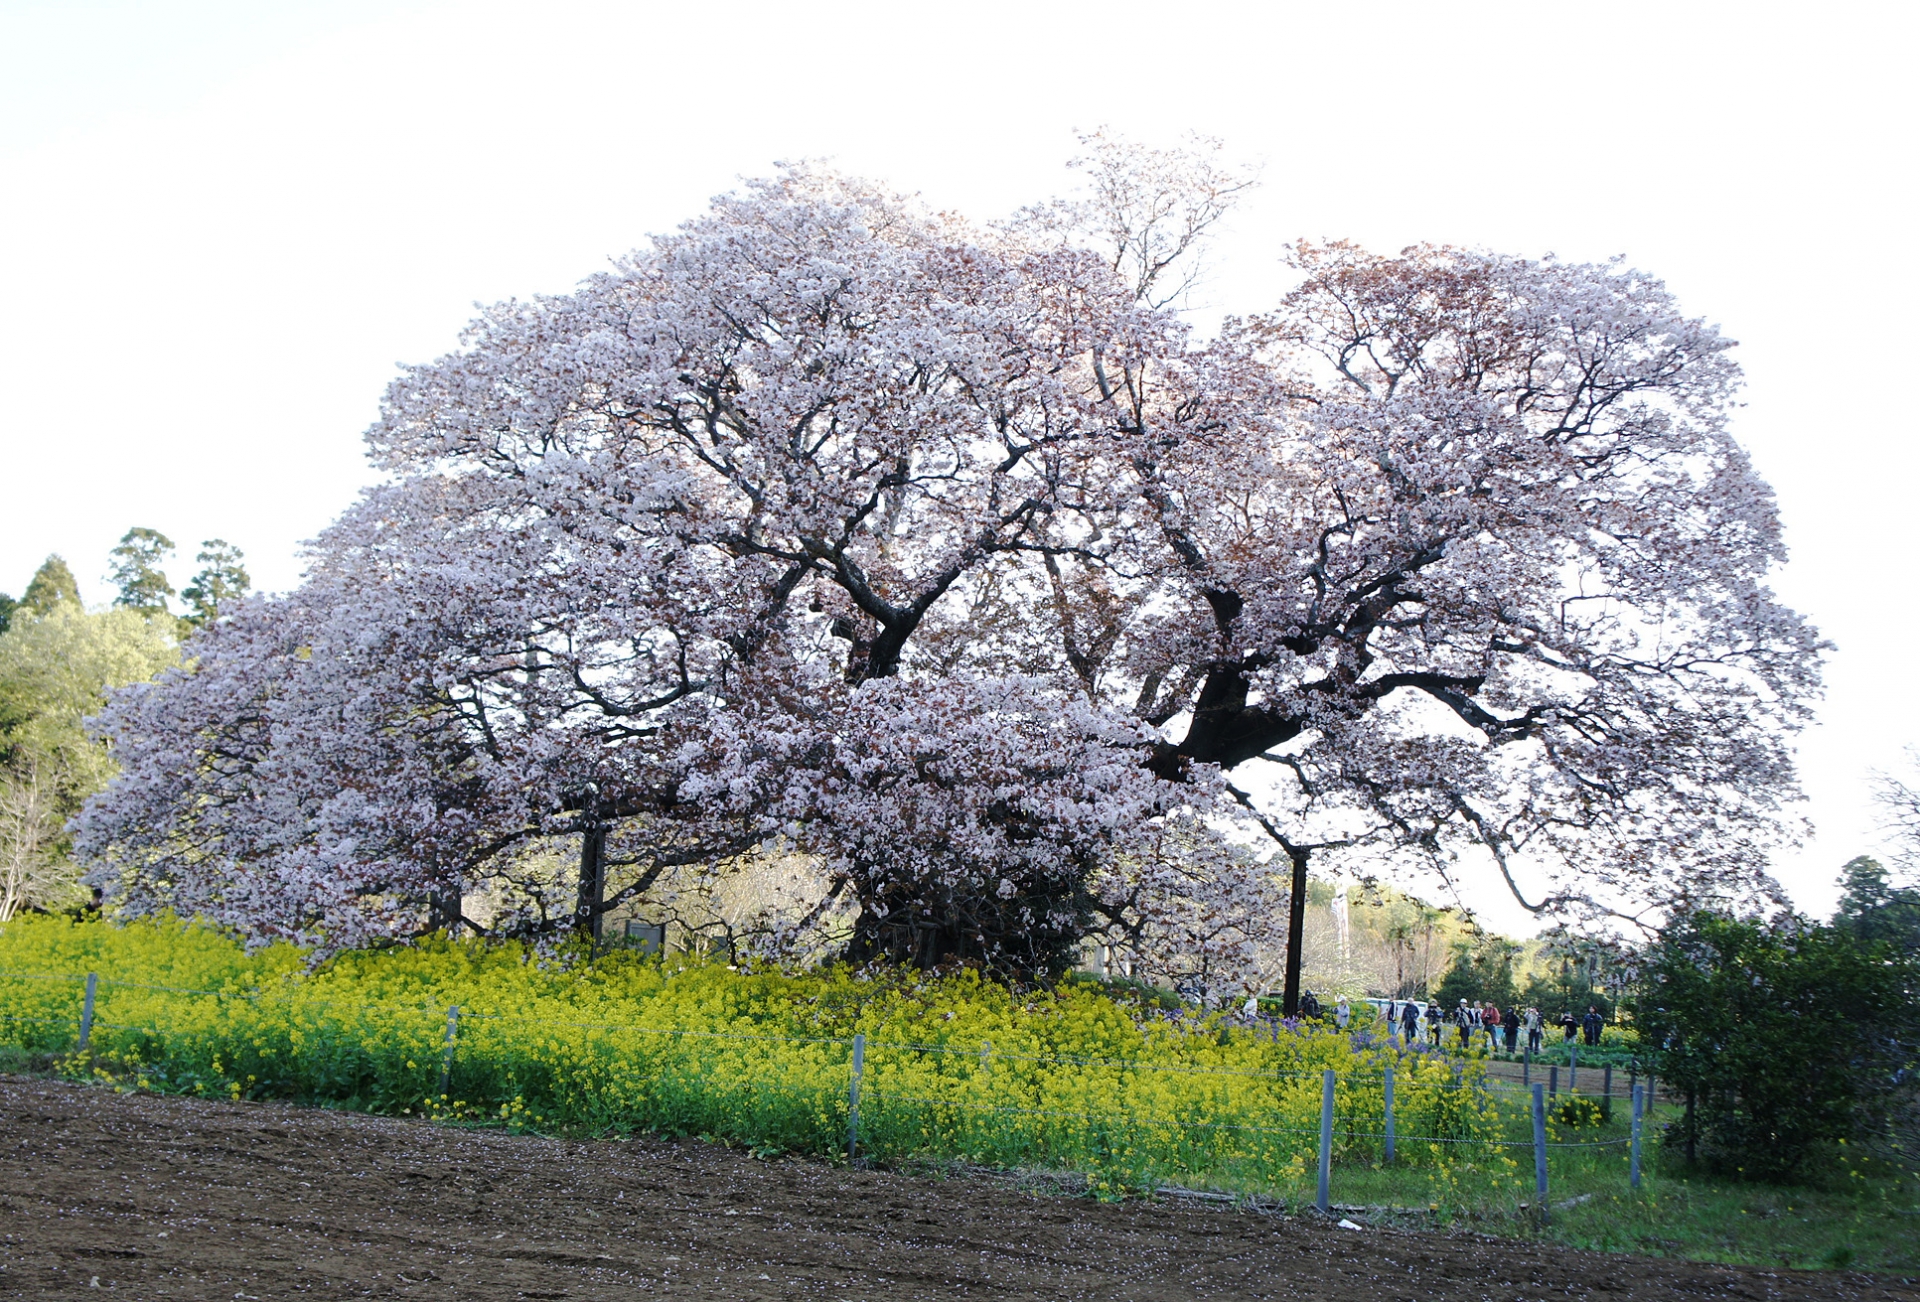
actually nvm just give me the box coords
[1631,910,1918,1182]
[1554,1094,1604,1128]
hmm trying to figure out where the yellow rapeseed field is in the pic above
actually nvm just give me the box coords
[0,914,1509,1193]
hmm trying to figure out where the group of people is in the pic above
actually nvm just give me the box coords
[1407,999,1608,1053]
[1278,994,1609,1055]
[1413,1000,1539,1053]
[1415,1000,1609,1052]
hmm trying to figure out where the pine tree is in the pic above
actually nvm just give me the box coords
[108,528,176,616]
[1834,856,1920,950]
[19,556,81,616]
[180,540,250,628]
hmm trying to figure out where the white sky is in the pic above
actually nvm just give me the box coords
[2,0,1914,933]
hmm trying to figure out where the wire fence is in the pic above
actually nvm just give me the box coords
[0,969,1657,1217]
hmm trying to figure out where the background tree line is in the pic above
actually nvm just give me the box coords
[0,531,248,920]
[1274,878,1625,1020]
[1309,822,1918,1187]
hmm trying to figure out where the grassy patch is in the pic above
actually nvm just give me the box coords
[1163,1097,1919,1273]
[0,1043,57,1075]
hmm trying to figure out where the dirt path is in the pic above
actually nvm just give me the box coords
[2,1076,1910,1301]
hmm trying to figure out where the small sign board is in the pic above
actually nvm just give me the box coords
[624,919,666,955]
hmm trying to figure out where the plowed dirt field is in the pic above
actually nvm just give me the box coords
[2,1076,1910,1301]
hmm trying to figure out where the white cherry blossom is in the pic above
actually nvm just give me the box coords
[78,153,1821,983]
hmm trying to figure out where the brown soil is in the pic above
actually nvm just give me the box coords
[2,1076,1910,1301]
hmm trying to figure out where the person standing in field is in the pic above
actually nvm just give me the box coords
[1525,1007,1543,1054]
[1428,1004,1443,1046]
[1335,996,1352,1032]
[1504,1006,1521,1055]
[1383,999,1397,1039]
[1560,1010,1578,1043]
[1483,1003,1503,1053]
[1401,999,1420,1044]
[1455,999,1472,1048]
[1582,1005,1604,1046]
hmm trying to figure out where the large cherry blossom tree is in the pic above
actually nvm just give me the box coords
[78,142,1822,993]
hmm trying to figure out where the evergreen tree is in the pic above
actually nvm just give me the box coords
[1634,910,1920,1180]
[19,556,81,616]
[180,539,250,628]
[1833,855,1920,950]
[0,594,14,636]
[1517,944,1616,1022]
[1431,935,1520,1009]
[108,528,176,616]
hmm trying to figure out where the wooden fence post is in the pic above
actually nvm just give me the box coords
[847,1033,866,1161]
[1532,1082,1549,1225]
[1629,1083,1645,1190]
[1383,1066,1396,1164]
[437,1006,460,1100]
[1602,1065,1614,1121]
[1316,1069,1335,1214]
[77,973,98,1050]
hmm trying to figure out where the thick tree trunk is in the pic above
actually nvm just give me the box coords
[427,885,462,936]
[575,826,607,940]
[843,877,1092,982]
[1282,845,1309,1017]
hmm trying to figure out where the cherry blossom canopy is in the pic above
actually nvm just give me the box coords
[78,145,1822,983]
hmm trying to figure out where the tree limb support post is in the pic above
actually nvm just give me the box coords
[1282,843,1309,1017]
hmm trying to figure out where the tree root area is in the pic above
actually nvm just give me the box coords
[0,1076,1907,1301]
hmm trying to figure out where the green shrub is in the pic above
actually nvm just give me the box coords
[1631,910,1918,1182]
[1554,1094,1603,1128]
